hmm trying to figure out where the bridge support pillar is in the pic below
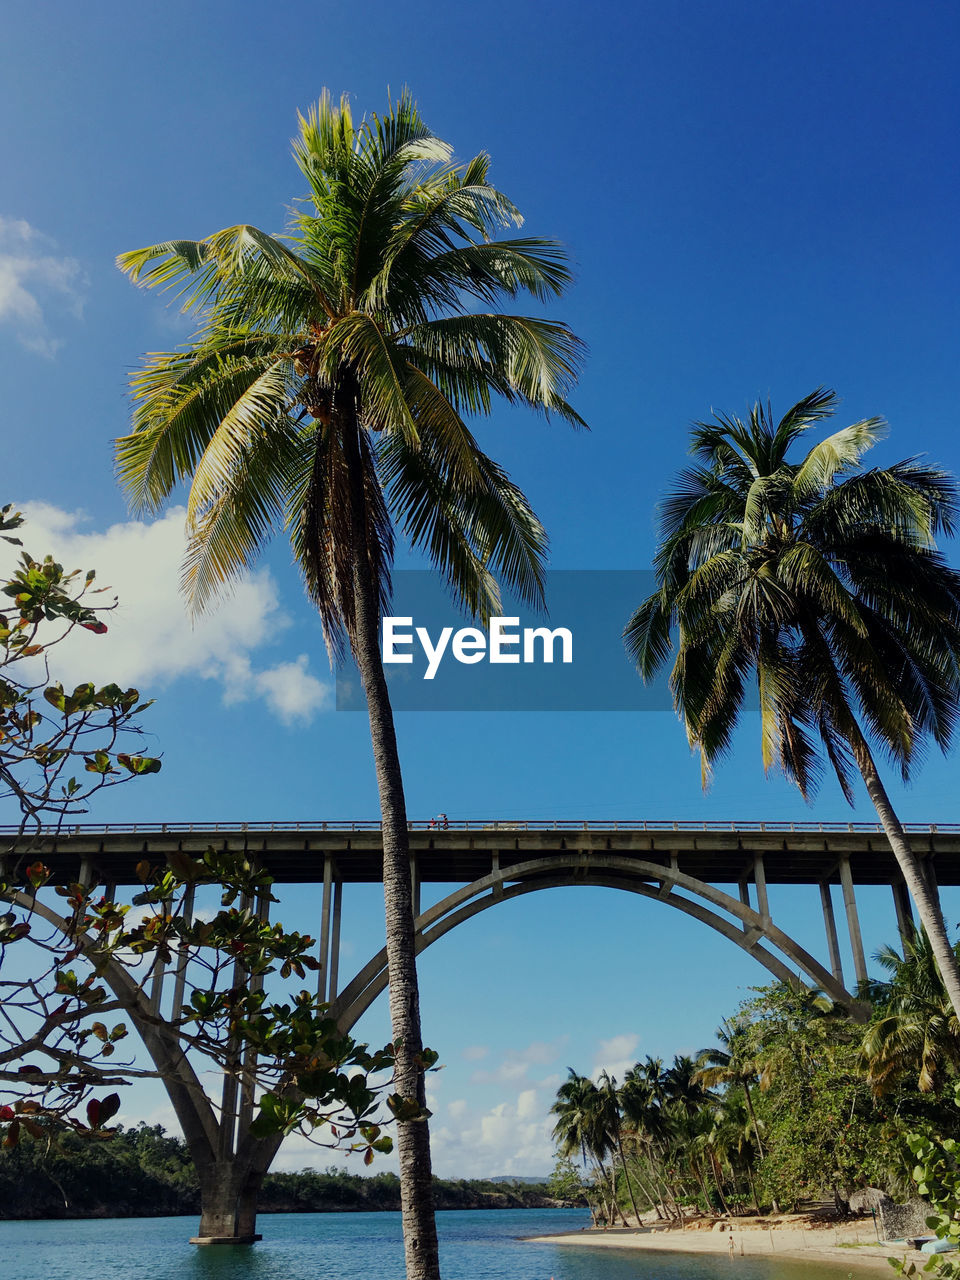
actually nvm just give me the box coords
[317,856,333,999]
[658,852,677,898]
[239,888,270,1136]
[329,879,343,1000]
[924,856,941,906]
[754,854,770,921]
[838,855,868,987]
[892,879,914,949]
[170,882,195,1023]
[819,882,844,984]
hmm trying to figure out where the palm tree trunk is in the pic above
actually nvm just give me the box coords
[614,1129,643,1225]
[744,1160,760,1215]
[609,1162,628,1225]
[847,722,960,1020]
[710,1153,730,1216]
[691,1157,712,1214]
[342,390,440,1280]
[741,1079,765,1159]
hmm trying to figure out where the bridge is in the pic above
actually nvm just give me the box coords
[4,816,956,1012]
[1,818,952,1240]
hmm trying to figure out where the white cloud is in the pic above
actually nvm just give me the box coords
[222,653,330,724]
[430,1095,555,1177]
[0,216,84,356]
[461,1045,489,1062]
[470,1035,568,1085]
[592,1033,640,1083]
[5,502,332,725]
[471,1059,531,1086]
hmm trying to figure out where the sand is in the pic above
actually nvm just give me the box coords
[523,1214,931,1273]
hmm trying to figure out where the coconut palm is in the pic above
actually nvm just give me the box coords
[620,1058,685,1219]
[598,1070,643,1225]
[116,91,584,1277]
[707,1094,763,1213]
[861,925,960,1095]
[626,388,960,1019]
[694,1019,766,1157]
[551,1070,616,1223]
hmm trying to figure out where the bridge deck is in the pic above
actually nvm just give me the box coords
[2,822,958,887]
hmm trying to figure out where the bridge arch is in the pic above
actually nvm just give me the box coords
[331,853,869,1028]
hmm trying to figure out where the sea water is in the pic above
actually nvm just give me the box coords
[0,1208,868,1280]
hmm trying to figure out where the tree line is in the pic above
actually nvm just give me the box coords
[0,1122,557,1220]
[551,932,960,1225]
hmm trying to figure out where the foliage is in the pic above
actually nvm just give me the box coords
[890,1083,960,1279]
[0,503,161,838]
[626,388,960,798]
[548,1155,590,1205]
[551,982,960,1219]
[626,388,960,1020]
[114,90,585,641]
[0,1121,555,1219]
[863,927,960,1096]
[0,847,416,1159]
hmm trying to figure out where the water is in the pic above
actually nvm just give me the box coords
[0,1209,864,1280]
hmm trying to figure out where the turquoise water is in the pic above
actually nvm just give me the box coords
[0,1209,863,1280]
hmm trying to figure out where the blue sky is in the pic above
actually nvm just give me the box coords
[1,0,959,1175]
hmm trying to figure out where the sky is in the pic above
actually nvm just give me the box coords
[1,0,959,1177]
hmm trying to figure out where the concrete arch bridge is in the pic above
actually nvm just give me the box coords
[2,818,956,1240]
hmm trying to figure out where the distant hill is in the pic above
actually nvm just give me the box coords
[488,1175,551,1185]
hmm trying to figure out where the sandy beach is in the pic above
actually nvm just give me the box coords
[524,1214,931,1273]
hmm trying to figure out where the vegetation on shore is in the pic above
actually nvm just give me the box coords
[0,1123,558,1220]
[550,947,960,1226]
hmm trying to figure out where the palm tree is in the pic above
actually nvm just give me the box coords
[598,1071,643,1225]
[551,1070,616,1224]
[861,925,960,1095]
[626,388,960,1019]
[116,91,584,1275]
[694,1019,765,1158]
[620,1058,685,1219]
[708,1094,763,1213]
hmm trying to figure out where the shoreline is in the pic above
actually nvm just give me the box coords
[522,1217,931,1273]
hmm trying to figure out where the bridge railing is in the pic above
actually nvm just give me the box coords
[1,819,958,836]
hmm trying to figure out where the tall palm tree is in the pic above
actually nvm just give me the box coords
[598,1070,643,1225]
[551,1070,615,1223]
[626,388,960,1019]
[861,925,960,1095]
[708,1094,763,1213]
[116,91,584,1276]
[694,1019,766,1157]
[620,1058,685,1219]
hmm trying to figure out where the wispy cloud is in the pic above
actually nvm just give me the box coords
[470,1035,569,1086]
[0,217,85,356]
[592,1032,640,1082]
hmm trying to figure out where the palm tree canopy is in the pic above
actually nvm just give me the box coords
[625,388,960,799]
[861,925,960,1095]
[694,1018,761,1090]
[116,91,585,654]
[550,1069,611,1164]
